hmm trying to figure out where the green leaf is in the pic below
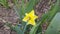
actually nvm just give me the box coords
[0,0,9,8]
[14,25,23,34]
[13,0,23,20]
[45,12,60,34]
[6,23,23,34]
[47,0,60,22]
[25,0,37,13]
[29,25,38,34]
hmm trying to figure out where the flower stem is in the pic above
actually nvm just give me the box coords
[23,23,27,34]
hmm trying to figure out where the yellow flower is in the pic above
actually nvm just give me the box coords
[22,10,38,26]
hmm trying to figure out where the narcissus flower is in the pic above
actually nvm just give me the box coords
[22,10,38,26]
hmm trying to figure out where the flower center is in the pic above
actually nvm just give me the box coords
[27,17,31,21]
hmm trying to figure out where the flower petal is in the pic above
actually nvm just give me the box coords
[23,15,29,22]
[28,19,36,25]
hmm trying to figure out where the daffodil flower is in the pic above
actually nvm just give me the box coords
[22,10,38,26]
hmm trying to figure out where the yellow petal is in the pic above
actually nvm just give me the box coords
[28,19,36,25]
[23,15,29,22]
[33,15,38,19]
[29,10,34,15]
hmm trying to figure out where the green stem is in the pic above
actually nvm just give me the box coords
[23,23,27,34]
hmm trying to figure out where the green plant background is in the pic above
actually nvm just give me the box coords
[0,0,60,34]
